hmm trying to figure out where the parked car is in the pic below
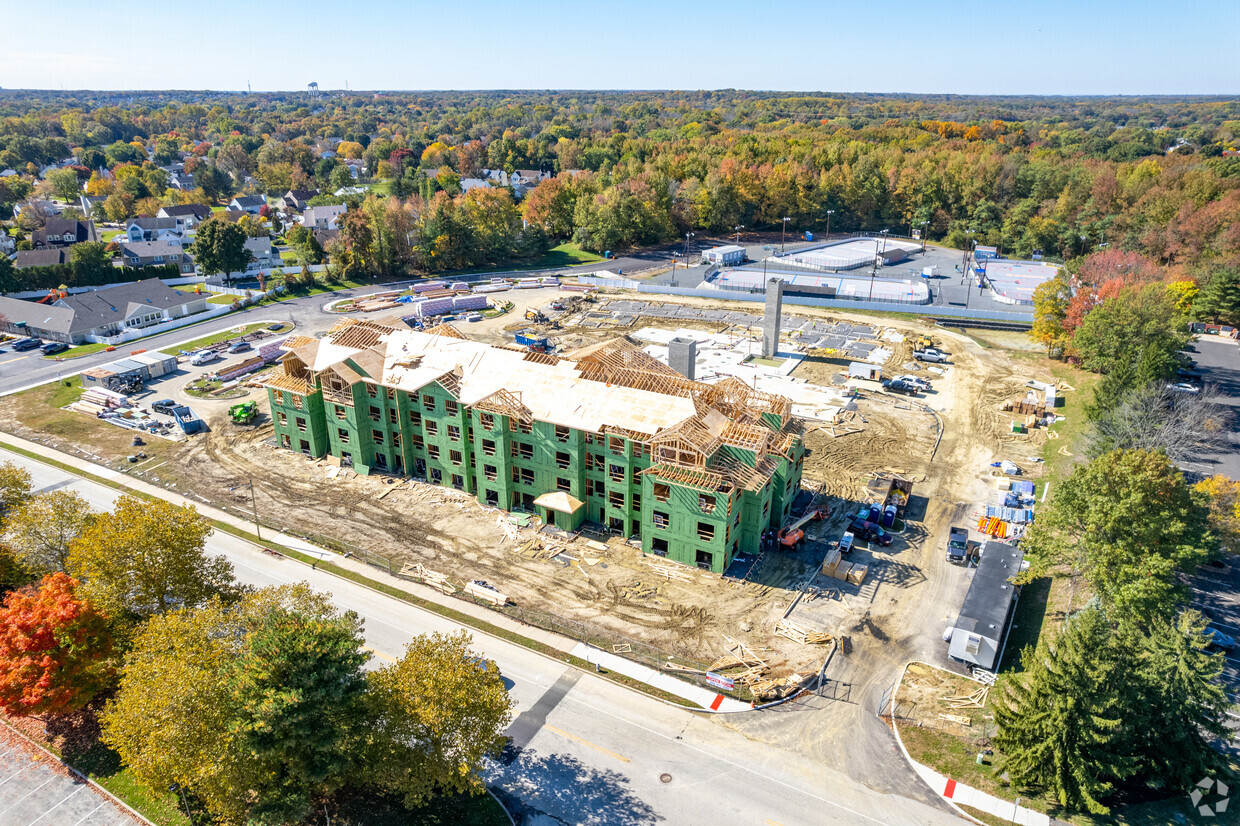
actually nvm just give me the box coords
[894,374,932,391]
[1205,625,1236,651]
[11,337,42,351]
[227,341,252,353]
[883,378,919,396]
[848,518,894,546]
[1166,382,1201,395]
[40,341,68,355]
[151,399,177,415]
[913,348,948,363]
[189,350,219,366]
[267,323,284,331]
[550,301,565,311]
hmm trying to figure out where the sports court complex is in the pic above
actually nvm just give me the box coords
[976,260,1059,305]
[702,267,931,304]
[775,237,923,271]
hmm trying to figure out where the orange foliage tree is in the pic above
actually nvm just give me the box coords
[0,573,114,717]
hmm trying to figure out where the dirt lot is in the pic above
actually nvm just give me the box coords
[0,290,1064,686]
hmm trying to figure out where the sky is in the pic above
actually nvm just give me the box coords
[0,0,1236,95]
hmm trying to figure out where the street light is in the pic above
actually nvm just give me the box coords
[780,217,791,252]
[229,477,262,540]
[918,220,929,253]
[869,230,888,301]
[734,225,744,244]
[824,209,835,242]
[963,230,976,309]
[684,231,695,256]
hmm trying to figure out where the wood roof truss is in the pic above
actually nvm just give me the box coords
[473,387,533,423]
[640,463,733,494]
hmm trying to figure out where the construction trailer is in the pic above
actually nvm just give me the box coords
[265,318,806,573]
[848,362,881,381]
[947,541,1025,671]
[701,245,746,266]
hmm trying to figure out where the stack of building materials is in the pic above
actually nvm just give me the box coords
[984,505,1035,524]
[820,548,868,584]
[412,281,448,293]
[214,338,287,383]
[452,294,489,312]
[357,298,401,313]
[977,516,1011,538]
[70,387,127,415]
[774,619,833,645]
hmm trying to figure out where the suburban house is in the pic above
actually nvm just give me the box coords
[312,228,340,247]
[0,278,211,344]
[510,169,549,188]
[32,219,98,249]
[0,233,15,254]
[265,321,805,573]
[126,217,184,243]
[80,194,106,217]
[244,237,281,271]
[302,204,347,230]
[119,240,194,274]
[227,195,266,214]
[15,249,67,269]
[280,189,319,211]
[460,177,491,193]
[157,204,213,227]
[483,169,508,185]
[168,173,197,191]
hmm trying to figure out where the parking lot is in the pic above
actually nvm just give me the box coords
[0,730,140,826]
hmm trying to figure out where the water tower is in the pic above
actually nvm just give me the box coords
[308,81,320,99]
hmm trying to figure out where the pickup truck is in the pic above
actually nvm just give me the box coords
[946,526,969,564]
[914,348,949,363]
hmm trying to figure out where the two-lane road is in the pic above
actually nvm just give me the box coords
[0,446,963,825]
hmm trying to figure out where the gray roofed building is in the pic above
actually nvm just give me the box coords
[126,217,184,242]
[119,240,194,273]
[0,278,210,344]
[157,204,212,225]
[947,541,1025,672]
[280,189,319,210]
[244,236,280,270]
[33,218,98,249]
[15,249,68,269]
[303,204,347,230]
[227,195,266,213]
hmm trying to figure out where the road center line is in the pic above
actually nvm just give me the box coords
[543,725,631,763]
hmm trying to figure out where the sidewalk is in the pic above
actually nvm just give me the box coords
[570,643,751,712]
[1,431,739,711]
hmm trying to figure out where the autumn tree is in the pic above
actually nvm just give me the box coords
[68,495,233,619]
[1195,474,1240,551]
[0,573,114,717]
[1022,449,1214,622]
[4,490,96,574]
[363,631,513,806]
[1070,283,1188,375]
[1030,270,1073,354]
[102,585,368,826]
[0,461,32,522]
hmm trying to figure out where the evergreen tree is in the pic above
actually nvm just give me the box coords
[1085,358,1135,421]
[1129,611,1230,790]
[994,608,1137,814]
[1195,268,1240,326]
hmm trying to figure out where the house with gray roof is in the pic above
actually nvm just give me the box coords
[0,278,210,344]
[126,217,184,243]
[119,240,194,274]
[302,204,346,230]
[227,195,266,214]
[244,237,280,271]
[14,249,67,269]
[32,219,98,249]
[157,203,212,227]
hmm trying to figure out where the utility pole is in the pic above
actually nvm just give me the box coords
[248,477,261,540]
[919,220,929,253]
[780,217,791,252]
[824,209,834,243]
[963,230,975,309]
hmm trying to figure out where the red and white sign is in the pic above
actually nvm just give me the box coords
[705,672,735,691]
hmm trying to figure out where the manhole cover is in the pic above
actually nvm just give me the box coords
[659,773,672,784]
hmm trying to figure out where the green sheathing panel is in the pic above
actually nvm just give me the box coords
[767,439,806,528]
[583,434,648,537]
[639,474,737,573]
[410,381,473,491]
[323,383,373,473]
[268,387,329,457]
[470,410,512,511]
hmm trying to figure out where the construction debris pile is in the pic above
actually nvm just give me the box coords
[704,636,811,701]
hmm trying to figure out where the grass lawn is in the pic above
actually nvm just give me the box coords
[158,321,289,355]
[207,293,240,305]
[535,241,604,268]
[68,740,193,826]
[99,228,123,243]
[41,341,117,360]
[369,180,393,197]
[1039,361,1102,481]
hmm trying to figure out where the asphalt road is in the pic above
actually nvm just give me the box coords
[1181,336,1240,480]
[0,446,965,826]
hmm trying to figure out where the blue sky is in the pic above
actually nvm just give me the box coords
[1,0,1236,94]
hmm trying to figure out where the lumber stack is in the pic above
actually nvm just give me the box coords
[464,580,510,606]
[822,551,868,586]
[643,560,694,582]
[774,619,833,645]
[71,387,128,415]
[941,686,989,709]
[938,713,972,727]
[751,672,809,701]
[399,563,456,595]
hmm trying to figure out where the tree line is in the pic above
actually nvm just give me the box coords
[0,469,512,825]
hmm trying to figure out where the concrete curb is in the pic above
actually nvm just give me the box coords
[0,716,156,826]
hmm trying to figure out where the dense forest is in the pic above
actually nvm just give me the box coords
[1,90,1238,277]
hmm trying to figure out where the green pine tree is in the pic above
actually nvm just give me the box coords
[1195,268,1240,326]
[993,608,1138,814]
[1129,611,1230,790]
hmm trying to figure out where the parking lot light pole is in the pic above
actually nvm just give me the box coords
[918,220,929,253]
[684,231,695,256]
[780,217,791,252]
[963,230,975,309]
[824,209,835,242]
[734,225,744,244]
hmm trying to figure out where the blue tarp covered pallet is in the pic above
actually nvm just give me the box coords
[985,505,1035,524]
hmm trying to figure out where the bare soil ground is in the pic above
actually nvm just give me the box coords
[0,291,1063,690]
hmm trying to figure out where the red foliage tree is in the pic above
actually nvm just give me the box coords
[0,574,114,717]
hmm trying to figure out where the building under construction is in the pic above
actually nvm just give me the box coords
[265,318,805,573]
